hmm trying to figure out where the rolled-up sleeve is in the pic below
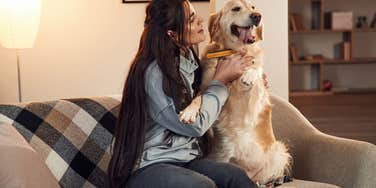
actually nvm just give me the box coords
[145,63,228,137]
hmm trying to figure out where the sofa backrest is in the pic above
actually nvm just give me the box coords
[0,96,121,188]
[0,95,305,188]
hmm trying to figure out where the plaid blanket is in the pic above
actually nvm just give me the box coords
[0,96,121,188]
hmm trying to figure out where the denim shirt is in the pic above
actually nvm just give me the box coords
[138,50,229,169]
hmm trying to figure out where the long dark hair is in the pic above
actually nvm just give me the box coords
[107,0,203,187]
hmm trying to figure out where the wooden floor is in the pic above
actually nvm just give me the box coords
[290,93,376,145]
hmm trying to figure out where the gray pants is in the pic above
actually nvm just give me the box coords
[126,159,258,188]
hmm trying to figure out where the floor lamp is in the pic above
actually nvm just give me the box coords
[0,0,41,102]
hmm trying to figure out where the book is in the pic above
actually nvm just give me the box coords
[334,42,344,59]
[289,14,297,31]
[334,42,351,60]
[311,0,321,29]
[293,13,305,30]
[343,42,351,60]
[290,13,304,31]
[289,45,299,62]
[311,65,320,90]
[332,12,353,30]
[325,11,353,29]
[302,54,323,61]
[324,12,332,29]
[371,13,376,28]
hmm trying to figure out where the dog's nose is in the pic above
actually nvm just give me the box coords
[250,13,261,26]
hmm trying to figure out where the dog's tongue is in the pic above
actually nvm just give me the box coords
[238,27,253,43]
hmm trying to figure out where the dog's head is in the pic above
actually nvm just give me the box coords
[208,0,263,49]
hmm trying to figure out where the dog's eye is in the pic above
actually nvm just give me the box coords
[231,6,241,12]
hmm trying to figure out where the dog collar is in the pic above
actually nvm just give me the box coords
[206,49,236,59]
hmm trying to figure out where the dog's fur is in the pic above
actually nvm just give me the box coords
[180,0,291,185]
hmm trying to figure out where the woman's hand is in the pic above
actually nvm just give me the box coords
[213,53,253,84]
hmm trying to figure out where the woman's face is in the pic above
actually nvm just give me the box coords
[184,2,206,46]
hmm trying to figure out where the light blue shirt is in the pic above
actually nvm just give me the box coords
[138,50,229,169]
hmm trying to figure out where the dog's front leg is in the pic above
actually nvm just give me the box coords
[179,95,202,124]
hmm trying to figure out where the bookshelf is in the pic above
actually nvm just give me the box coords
[288,0,376,97]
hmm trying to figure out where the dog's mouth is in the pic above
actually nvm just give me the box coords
[231,24,256,44]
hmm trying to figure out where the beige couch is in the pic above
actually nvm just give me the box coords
[0,95,375,188]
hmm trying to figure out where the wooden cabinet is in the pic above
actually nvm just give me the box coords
[288,0,376,97]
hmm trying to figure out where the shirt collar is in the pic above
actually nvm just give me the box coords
[179,49,198,74]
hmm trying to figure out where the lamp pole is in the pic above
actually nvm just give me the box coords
[16,49,22,102]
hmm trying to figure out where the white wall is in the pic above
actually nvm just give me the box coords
[214,0,289,99]
[0,48,18,103]
[1,0,148,103]
[0,0,288,103]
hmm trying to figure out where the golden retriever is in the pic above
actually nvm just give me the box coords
[180,0,291,186]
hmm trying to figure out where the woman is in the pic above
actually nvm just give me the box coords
[108,0,258,187]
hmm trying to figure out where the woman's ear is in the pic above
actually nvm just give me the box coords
[167,30,176,38]
[167,30,180,45]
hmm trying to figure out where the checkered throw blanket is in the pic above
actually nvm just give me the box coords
[0,96,121,188]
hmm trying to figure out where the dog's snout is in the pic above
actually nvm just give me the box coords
[250,13,261,26]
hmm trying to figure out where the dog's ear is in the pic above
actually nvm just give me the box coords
[255,23,264,41]
[208,12,222,42]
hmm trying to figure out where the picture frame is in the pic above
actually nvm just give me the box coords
[123,0,209,3]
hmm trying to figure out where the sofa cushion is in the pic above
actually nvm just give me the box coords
[0,97,121,188]
[280,179,341,188]
[0,123,60,188]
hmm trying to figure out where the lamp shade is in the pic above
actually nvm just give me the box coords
[0,0,41,49]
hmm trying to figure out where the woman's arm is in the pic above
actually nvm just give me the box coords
[146,67,228,137]
[146,52,251,137]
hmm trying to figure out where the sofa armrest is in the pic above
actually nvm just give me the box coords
[271,95,376,188]
[0,123,60,188]
[297,132,376,188]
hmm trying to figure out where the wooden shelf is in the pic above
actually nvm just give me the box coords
[353,28,376,33]
[290,88,376,97]
[290,28,376,35]
[331,88,376,94]
[290,29,351,34]
[324,58,376,64]
[290,58,376,65]
[290,60,321,64]
[290,91,333,97]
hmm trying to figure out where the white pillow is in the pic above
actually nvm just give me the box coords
[0,123,60,188]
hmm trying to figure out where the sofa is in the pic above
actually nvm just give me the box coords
[0,95,375,188]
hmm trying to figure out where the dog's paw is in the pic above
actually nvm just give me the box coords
[179,107,199,124]
[179,96,202,124]
[241,69,257,86]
